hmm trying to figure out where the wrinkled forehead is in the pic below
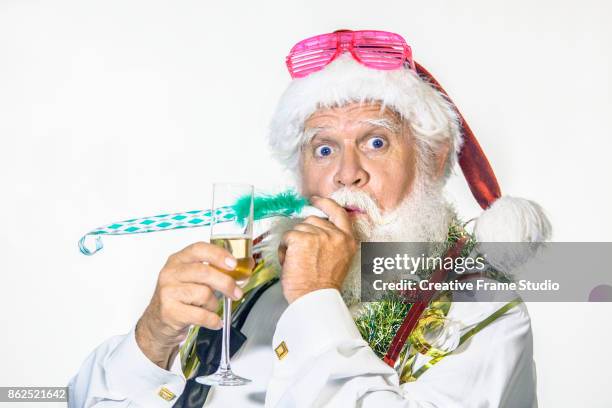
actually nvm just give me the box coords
[304,100,403,133]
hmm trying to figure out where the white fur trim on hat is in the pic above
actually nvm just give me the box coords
[268,54,463,177]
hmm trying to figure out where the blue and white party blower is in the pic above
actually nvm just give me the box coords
[78,190,326,255]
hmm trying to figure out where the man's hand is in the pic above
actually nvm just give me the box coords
[135,242,245,369]
[279,196,358,304]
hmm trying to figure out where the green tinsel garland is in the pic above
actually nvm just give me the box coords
[355,291,411,358]
[354,218,475,359]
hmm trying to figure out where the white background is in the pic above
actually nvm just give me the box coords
[1,1,611,406]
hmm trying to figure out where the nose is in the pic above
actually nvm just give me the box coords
[334,147,369,188]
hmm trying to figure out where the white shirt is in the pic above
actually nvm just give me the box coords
[68,282,537,407]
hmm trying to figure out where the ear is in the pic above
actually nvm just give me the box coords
[432,139,451,181]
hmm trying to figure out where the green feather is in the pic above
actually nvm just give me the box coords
[231,189,310,222]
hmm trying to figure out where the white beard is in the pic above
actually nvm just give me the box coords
[259,177,455,308]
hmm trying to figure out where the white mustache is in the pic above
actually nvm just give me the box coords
[329,188,384,224]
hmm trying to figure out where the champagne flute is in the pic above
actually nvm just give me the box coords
[196,183,254,386]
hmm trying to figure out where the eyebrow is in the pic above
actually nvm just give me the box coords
[303,118,401,145]
[358,118,401,133]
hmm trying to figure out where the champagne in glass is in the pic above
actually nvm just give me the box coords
[210,235,253,284]
[196,183,254,387]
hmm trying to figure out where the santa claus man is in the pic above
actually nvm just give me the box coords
[69,29,550,407]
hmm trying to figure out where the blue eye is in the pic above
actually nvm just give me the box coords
[315,145,333,157]
[368,137,386,149]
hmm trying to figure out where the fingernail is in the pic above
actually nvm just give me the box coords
[233,287,243,300]
[225,257,237,269]
[215,320,224,330]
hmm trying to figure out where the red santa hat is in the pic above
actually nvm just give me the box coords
[268,49,551,249]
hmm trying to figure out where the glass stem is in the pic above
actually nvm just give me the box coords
[219,296,232,372]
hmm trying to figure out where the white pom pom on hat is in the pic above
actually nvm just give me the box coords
[472,196,552,273]
[473,196,552,243]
